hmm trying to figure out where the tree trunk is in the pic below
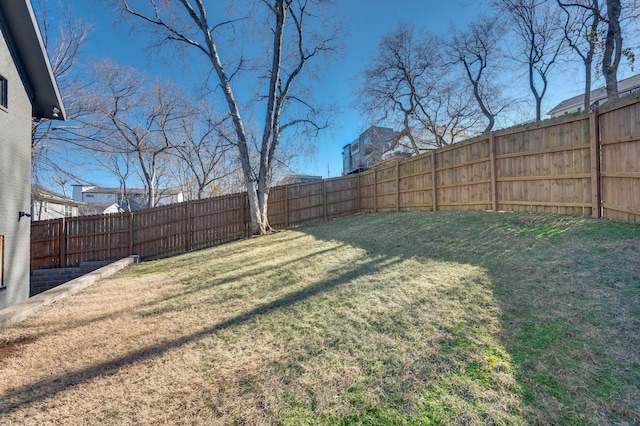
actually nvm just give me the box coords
[603,0,622,100]
[147,181,155,209]
[462,61,495,133]
[245,180,269,235]
[201,19,271,235]
[529,61,543,121]
[583,5,599,111]
[584,55,593,111]
[258,179,270,233]
[403,113,421,155]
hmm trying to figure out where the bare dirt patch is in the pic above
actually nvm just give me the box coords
[0,336,37,360]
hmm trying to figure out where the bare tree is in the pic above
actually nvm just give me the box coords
[81,62,189,209]
[602,0,623,99]
[497,0,566,121]
[170,104,235,200]
[357,23,479,154]
[94,150,137,212]
[448,17,510,133]
[557,0,603,111]
[117,0,338,235]
[556,0,638,107]
[31,0,92,186]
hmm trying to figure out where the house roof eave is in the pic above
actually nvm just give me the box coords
[0,0,66,120]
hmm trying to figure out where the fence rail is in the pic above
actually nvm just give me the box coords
[31,95,640,270]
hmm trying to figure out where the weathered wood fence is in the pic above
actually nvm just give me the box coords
[30,176,360,270]
[31,95,640,270]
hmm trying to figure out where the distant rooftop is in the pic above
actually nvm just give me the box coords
[73,185,183,196]
[277,175,323,186]
[548,74,640,117]
[32,186,84,206]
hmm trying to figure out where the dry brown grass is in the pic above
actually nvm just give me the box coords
[0,211,638,425]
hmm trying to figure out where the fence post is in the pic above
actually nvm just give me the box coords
[323,180,328,221]
[432,151,438,212]
[373,170,378,213]
[489,131,498,212]
[284,186,289,228]
[128,212,134,256]
[106,216,111,261]
[59,217,66,268]
[356,174,361,213]
[185,202,192,252]
[590,108,601,218]
[396,160,400,212]
[242,193,248,237]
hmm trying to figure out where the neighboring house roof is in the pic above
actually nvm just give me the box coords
[277,175,323,186]
[75,185,183,196]
[32,185,84,206]
[547,74,640,117]
[0,0,66,120]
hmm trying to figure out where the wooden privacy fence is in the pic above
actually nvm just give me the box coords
[31,95,640,270]
[360,112,594,215]
[30,176,360,270]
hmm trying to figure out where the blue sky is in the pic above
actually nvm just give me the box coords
[46,0,620,185]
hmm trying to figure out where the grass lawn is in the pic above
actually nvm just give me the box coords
[1,211,639,425]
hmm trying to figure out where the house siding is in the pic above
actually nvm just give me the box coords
[0,20,33,309]
[342,127,398,175]
[31,200,78,221]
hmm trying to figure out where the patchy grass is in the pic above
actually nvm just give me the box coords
[0,211,638,425]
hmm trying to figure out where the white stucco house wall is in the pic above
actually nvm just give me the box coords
[0,0,66,310]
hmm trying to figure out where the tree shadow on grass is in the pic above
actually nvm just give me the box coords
[0,251,402,415]
[131,241,354,321]
[3,211,638,424]
[297,211,640,425]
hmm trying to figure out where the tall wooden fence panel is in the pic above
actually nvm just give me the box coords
[66,213,131,266]
[324,174,360,218]
[434,137,493,211]
[598,97,640,223]
[375,162,399,212]
[132,203,188,260]
[398,154,434,211]
[31,219,62,270]
[187,193,247,253]
[358,170,376,212]
[267,176,360,229]
[268,186,287,230]
[30,96,640,270]
[494,115,593,215]
[285,180,326,226]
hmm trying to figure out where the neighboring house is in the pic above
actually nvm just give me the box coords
[381,128,444,161]
[382,135,433,161]
[277,175,323,186]
[79,203,124,216]
[548,74,640,118]
[342,126,399,175]
[31,186,84,221]
[0,0,66,310]
[72,185,185,212]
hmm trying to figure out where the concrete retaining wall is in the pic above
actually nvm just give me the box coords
[0,256,139,330]
[30,261,111,296]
